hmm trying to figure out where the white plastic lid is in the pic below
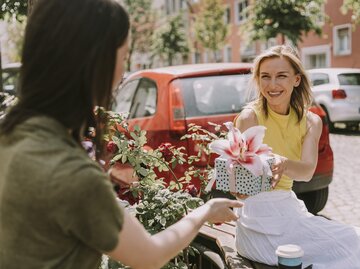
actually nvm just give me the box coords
[275,244,304,258]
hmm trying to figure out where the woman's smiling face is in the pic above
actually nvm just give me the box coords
[258,56,301,115]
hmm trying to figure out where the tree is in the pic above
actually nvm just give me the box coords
[2,15,26,63]
[123,0,155,71]
[194,0,228,62]
[152,15,189,66]
[0,0,28,92]
[0,0,27,21]
[341,0,360,25]
[245,0,324,45]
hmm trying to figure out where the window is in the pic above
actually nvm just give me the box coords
[2,64,20,95]
[178,74,251,117]
[333,24,351,55]
[301,45,331,69]
[114,80,139,114]
[261,38,277,51]
[224,46,232,62]
[180,0,186,9]
[309,54,326,69]
[165,0,171,15]
[316,3,325,25]
[338,73,360,86]
[240,42,255,62]
[224,7,231,24]
[129,79,157,118]
[172,0,177,13]
[236,0,249,24]
[192,52,201,64]
[309,73,329,86]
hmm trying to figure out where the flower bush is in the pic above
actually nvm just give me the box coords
[0,100,227,269]
[96,107,228,269]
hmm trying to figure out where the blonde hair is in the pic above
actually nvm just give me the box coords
[251,45,312,122]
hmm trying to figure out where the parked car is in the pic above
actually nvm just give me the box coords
[1,62,21,95]
[114,63,333,214]
[307,68,360,131]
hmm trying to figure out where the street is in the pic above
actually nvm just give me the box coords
[318,129,360,226]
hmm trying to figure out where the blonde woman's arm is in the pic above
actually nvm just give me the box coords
[234,108,259,132]
[107,198,242,269]
[271,111,323,182]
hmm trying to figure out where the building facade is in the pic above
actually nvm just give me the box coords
[130,0,360,70]
[299,0,360,69]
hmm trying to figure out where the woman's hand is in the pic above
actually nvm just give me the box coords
[271,154,288,188]
[202,198,243,224]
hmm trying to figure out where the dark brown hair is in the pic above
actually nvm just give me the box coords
[1,0,129,157]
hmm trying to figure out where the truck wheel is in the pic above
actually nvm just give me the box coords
[297,187,329,214]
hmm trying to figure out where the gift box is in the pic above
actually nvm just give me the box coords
[214,157,274,196]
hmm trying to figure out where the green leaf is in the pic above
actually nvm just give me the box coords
[138,167,149,177]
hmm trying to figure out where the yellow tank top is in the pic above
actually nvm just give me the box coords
[251,104,307,190]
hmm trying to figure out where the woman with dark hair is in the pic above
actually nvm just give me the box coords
[0,0,242,268]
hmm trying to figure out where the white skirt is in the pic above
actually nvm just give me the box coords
[235,190,360,268]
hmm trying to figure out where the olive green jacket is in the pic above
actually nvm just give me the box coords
[0,116,123,269]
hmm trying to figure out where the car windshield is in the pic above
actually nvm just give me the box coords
[338,73,360,86]
[178,74,253,117]
[2,69,20,95]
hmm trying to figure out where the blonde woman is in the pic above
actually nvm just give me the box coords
[234,45,360,268]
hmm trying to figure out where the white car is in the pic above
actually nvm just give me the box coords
[307,68,360,131]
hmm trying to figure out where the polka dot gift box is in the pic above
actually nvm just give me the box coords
[208,122,273,195]
[214,157,274,195]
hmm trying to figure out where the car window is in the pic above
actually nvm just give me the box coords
[129,78,157,119]
[114,79,139,114]
[309,73,329,86]
[338,73,360,86]
[179,74,252,117]
[2,68,20,95]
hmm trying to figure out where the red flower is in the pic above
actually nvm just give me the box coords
[158,142,173,162]
[107,141,118,154]
[185,184,198,197]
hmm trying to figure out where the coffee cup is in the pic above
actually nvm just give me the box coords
[275,244,304,269]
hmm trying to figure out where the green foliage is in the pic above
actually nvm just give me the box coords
[194,0,228,62]
[100,182,202,269]
[152,14,189,66]
[96,109,228,269]
[341,0,360,25]
[1,15,27,63]
[123,0,155,70]
[245,0,325,45]
[0,0,27,21]
[136,183,203,234]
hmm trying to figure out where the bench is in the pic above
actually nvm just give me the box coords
[195,221,276,269]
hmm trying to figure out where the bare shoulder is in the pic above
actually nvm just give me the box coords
[306,111,322,137]
[235,108,258,132]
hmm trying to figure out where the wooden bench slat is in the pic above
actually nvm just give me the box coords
[200,225,232,240]
[203,222,236,237]
[216,235,255,269]
[199,221,277,269]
